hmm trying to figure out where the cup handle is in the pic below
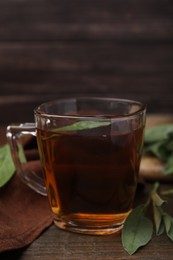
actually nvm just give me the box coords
[6,123,47,196]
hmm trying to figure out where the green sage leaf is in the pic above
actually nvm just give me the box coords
[122,205,153,255]
[164,155,173,175]
[57,120,111,132]
[144,141,168,161]
[144,124,173,143]
[0,143,26,187]
[0,144,15,187]
[163,214,173,241]
[151,183,166,235]
[144,124,173,175]
[41,120,111,140]
[153,206,164,235]
[151,192,166,207]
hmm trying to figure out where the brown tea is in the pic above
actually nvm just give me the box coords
[37,122,144,234]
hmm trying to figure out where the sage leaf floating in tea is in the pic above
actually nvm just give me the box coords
[122,205,153,255]
[41,120,111,140]
[0,143,26,187]
[56,120,111,132]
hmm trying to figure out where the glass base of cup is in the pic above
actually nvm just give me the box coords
[54,220,123,235]
[53,212,130,235]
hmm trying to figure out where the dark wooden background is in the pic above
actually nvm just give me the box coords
[0,2,173,259]
[0,0,173,124]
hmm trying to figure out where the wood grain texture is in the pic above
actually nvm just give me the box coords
[0,42,172,113]
[0,0,173,113]
[0,0,172,41]
[17,223,173,260]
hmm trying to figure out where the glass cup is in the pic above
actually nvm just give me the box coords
[7,97,146,235]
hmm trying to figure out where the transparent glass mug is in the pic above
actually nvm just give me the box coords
[7,97,146,235]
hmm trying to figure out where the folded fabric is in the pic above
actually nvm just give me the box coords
[0,132,53,253]
[0,173,53,252]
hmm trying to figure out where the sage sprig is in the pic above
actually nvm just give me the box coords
[151,182,173,242]
[151,182,166,236]
[144,124,173,175]
[122,182,173,255]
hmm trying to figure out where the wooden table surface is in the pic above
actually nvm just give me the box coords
[2,214,173,260]
[0,101,173,260]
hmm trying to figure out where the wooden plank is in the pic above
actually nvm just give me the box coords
[0,43,172,72]
[1,87,173,124]
[0,0,172,118]
[1,224,173,260]
[17,223,173,260]
[0,0,172,41]
[0,42,172,113]
[0,71,172,96]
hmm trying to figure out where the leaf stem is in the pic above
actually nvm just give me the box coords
[161,189,173,196]
[144,182,160,208]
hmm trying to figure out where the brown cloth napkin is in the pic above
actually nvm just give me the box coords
[0,133,53,253]
[0,174,53,252]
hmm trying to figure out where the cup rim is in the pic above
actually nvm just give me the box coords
[34,97,146,120]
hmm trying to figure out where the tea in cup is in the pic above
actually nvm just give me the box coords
[7,97,146,235]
